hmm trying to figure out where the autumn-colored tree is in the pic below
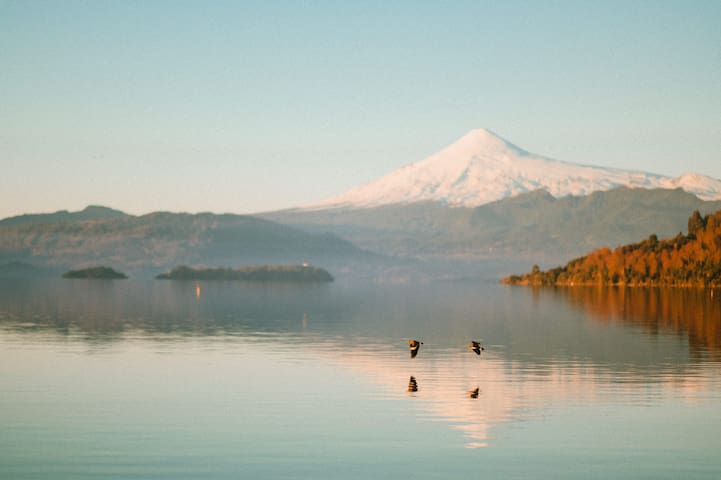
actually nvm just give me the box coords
[503,209,721,287]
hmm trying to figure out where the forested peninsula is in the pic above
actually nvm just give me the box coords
[503,210,721,287]
[156,265,334,282]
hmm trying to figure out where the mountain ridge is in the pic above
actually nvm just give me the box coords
[0,209,388,278]
[0,205,127,227]
[313,128,721,209]
[266,187,721,264]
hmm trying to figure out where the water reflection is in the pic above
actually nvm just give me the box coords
[548,287,721,360]
[1,279,720,450]
[327,344,721,448]
[407,376,418,393]
[5,280,717,368]
[0,278,345,340]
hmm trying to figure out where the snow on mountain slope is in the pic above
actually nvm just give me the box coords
[313,128,721,208]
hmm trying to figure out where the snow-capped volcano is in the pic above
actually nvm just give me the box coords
[314,128,721,208]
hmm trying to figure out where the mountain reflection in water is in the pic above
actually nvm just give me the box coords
[0,279,719,451]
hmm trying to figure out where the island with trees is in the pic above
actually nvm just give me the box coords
[502,209,721,287]
[62,266,128,279]
[155,264,334,282]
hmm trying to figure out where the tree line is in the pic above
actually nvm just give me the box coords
[503,209,721,287]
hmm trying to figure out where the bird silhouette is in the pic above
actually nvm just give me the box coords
[409,339,423,358]
[468,387,480,398]
[467,341,485,356]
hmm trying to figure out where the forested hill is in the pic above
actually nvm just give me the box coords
[0,205,127,227]
[0,209,379,277]
[266,187,721,262]
[503,209,721,287]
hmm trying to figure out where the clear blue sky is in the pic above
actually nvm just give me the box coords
[2,0,720,218]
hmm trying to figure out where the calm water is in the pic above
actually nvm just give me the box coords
[1,278,720,479]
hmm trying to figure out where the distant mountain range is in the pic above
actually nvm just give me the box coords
[4,129,720,279]
[0,205,127,227]
[0,208,384,278]
[266,187,721,265]
[313,128,721,208]
[4,191,718,281]
[264,128,721,269]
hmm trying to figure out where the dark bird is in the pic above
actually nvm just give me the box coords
[468,387,480,398]
[408,376,418,392]
[468,341,485,356]
[409,339,423,358]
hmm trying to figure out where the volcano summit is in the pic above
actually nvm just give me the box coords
[314,128,721,208]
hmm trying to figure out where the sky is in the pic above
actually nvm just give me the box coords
[1,0,720,219]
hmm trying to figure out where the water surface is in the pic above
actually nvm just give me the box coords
[1,279,719,478]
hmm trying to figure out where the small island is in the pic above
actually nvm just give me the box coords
[503,209,721,288]
[155,264,334,282]
[62,266,128,279]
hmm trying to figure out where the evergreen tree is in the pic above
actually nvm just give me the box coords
[688,210,705,237]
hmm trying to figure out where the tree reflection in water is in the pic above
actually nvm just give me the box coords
[548,286,721,360]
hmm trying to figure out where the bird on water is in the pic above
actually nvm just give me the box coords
[468,341,485,355]
[409,339,423,358]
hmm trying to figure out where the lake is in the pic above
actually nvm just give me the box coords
[1,278,720,479]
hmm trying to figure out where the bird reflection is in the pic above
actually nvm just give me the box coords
[408,376,418,392]
[468,387,480,398]
[409,339,423,358]
[467,341,485,356]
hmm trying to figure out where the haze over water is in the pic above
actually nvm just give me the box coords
[1,278,719,479]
